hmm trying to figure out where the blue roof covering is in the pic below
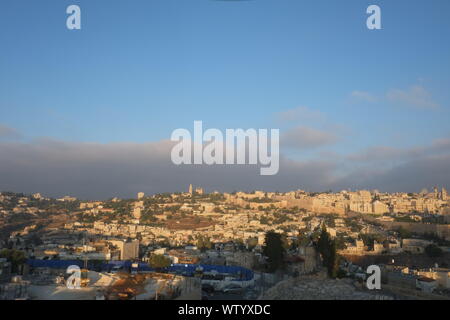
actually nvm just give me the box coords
[26,259,254,281]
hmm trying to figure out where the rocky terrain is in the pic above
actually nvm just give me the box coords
[260,275,393,300]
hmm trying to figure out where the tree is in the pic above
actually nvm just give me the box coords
[425,244,443,258]
[25,234,43,247]
[196,235,212,252]
[335,235,347,250]
[0,249,26,273]
[296,230,310,247]
[361,233,386,249]
[396,227,411,239]
[327,240,339,278]
[148,254,171,270]
[317,225,331,262]
[281,234,290,250]
[316,225,339,278]
[259,216,270,225]
[263,231,285,273]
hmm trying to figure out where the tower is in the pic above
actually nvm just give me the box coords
[442,188,448,201]
[189,184,193,195]
[133,200,143,220]
[133,206,142,220]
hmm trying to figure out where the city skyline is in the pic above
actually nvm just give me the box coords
[1,0,450,198]
[1,184,449,202]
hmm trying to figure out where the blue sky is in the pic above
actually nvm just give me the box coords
[0,0,449,198]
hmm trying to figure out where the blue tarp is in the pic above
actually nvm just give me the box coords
[26,259,254,281]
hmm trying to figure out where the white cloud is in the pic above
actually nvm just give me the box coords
[0,125,22,140]
[349,91,377,103]
[0,139,337,199]
[347,138,450,165]
[387,85,439,109]
[276,106,325,123]
[0,136,449,198]
[281,126,339,150]
[334,154,450,193]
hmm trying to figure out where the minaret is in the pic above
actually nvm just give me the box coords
[442,188,448,201]
[188,184,193,195]
[133,206,141,220]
